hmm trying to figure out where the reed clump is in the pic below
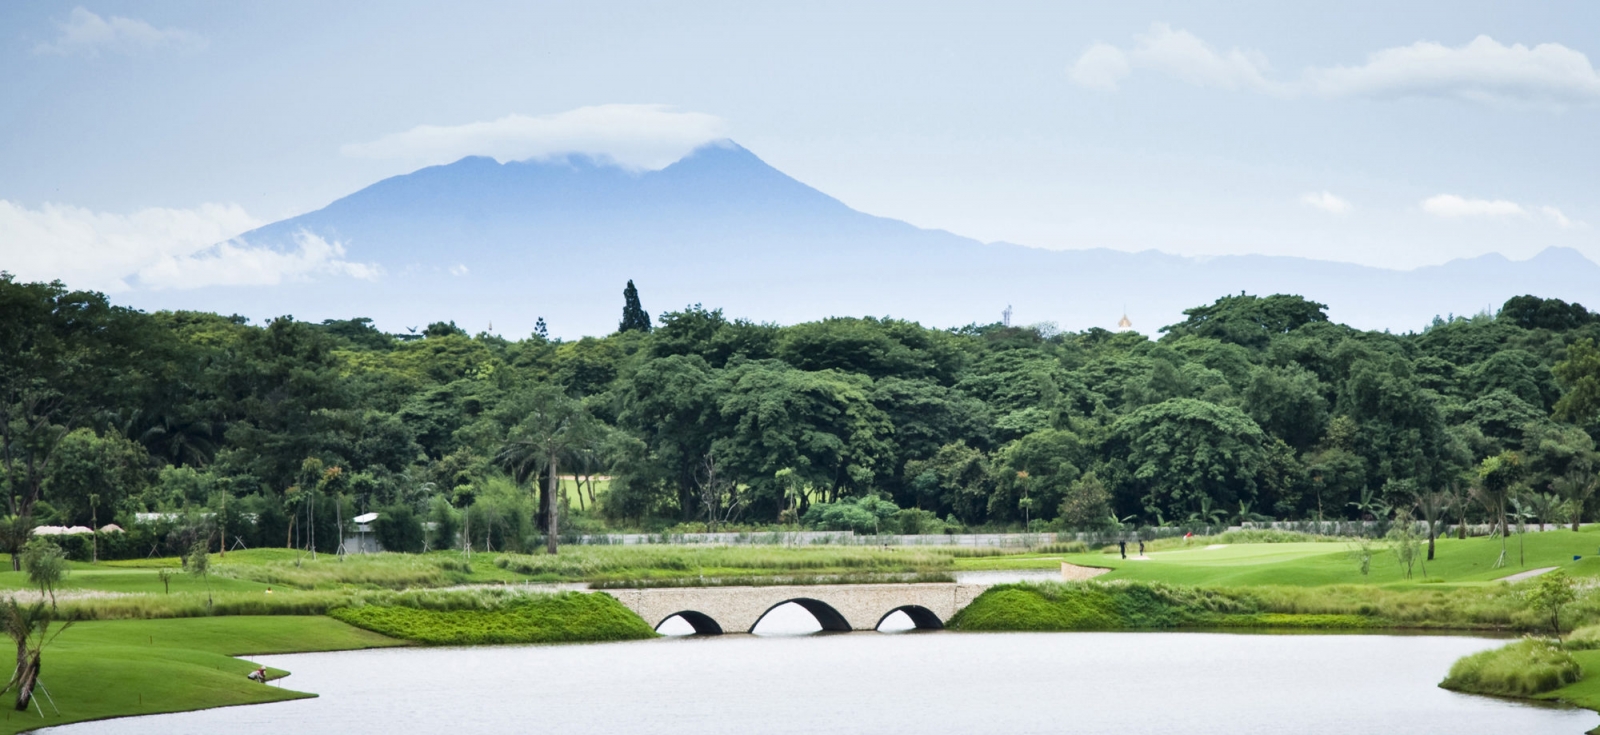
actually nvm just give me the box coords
[1440,638,1581,697]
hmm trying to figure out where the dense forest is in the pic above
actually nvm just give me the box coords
[3,271,1599,555]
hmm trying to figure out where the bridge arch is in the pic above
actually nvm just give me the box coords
[751,598,852,633]
[656,610,723,635]
[877,604,943,631]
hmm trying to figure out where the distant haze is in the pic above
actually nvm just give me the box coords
[112,143,1600,339]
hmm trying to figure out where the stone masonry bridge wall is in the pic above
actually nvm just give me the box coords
[605,583,990,634]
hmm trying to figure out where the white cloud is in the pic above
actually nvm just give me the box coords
[341,104,730,170]
[1421,194,1526,218]
[1132,24,1278,92]
[1069,27,1600,105]
[1309,35,1600,104]
[1067,43,1131,90]
[1540,206,1574,228]
[1420,195,1581,228]
[449,264,469,276]
[137,232,380,290]
[1301,191,1351,214]
[1070,24,1278,93]
[0,200,376,291]
[34,7,205,56]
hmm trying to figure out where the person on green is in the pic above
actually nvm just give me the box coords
[1119,540,1127,559]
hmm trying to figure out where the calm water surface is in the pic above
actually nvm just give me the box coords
[49,619,1596,735]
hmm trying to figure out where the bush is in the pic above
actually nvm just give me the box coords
[327,591,657,644]
[1440,638,1581,697]
[373,505,425,553]
[1566,623,1600,651]
[803,496,900,534]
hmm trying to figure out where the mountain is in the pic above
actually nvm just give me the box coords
[120,141,1600,338]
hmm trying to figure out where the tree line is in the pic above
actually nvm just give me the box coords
[3,271,1599,556]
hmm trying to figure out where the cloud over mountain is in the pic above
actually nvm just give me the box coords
[341,104,730,171]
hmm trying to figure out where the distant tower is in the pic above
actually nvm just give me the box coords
[1002,305,1013,327]
[1117,310,1132,332]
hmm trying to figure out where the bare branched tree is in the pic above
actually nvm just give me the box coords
[695,451,743,533]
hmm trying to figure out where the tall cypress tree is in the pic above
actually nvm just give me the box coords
[619,279,652,333]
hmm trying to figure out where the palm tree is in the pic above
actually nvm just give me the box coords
[1552,468,1599,533]
[1413,488,1452,561]
[1474,452,1521,568]
[496,386,598,554]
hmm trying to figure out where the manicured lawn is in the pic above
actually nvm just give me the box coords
[1053,529,1600,587]
[1542,649,1600,711]
[0,616,404,734]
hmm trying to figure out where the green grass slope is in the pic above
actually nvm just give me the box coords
[328,591,657,645]
[1056,529,1600,587]
[1,616,403,735]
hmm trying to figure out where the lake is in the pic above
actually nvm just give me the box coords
[47,610,1597,735]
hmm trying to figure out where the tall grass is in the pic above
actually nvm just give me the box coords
[1440,638,1581,697]
[216,552,461,590]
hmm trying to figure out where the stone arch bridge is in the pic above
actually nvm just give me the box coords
[605,583,989,634]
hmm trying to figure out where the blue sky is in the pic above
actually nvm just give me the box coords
[2,1,1598,293]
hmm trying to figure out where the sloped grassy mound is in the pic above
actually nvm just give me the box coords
[948,581,1372,631]
[329,591,656,645]
[1441,638,1581,697]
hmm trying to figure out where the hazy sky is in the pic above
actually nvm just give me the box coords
[3,1,1599,293]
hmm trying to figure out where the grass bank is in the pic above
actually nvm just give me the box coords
[949,580,1600,633]
[1439,638,1581,698]
[0,616,403,735]
[328,591,657,644]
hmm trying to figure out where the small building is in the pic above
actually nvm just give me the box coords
[344,512,383,554]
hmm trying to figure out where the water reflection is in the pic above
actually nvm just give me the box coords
[658,601,916,635]
[44,632,1598,735]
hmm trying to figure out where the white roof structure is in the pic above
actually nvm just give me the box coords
[33,525,93,535]
[352,512,379,524]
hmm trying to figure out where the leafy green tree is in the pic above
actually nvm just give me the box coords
[1475,451,1522,567]
[20,539,66,609]
[373,505,425,553]
[1500,295,1595,331]
[0,275,149,566]
[1243,365,1329,451]
[619,280,652,333]
[1110,398,1278,521]
[990,429,1087,523]
[186,537,212,607]
[711,360,893,514]
[1554,338,1600,424]
[904,441,992,523]
[427,495,461,551]
[1057,472,1113,530]
[1161,293,1329,351]
[1526,569,1577,639]
[495,385,599,554]
[44,428,149,525]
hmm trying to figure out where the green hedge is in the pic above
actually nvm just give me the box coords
[328,591,657,645]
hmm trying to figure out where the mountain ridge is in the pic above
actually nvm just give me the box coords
[118,142,1600,338]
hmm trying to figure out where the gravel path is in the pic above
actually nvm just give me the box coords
[1498,566,1557,583]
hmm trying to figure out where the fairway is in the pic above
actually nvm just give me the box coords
[1054,529,1600,587]
[0,616,404,735]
